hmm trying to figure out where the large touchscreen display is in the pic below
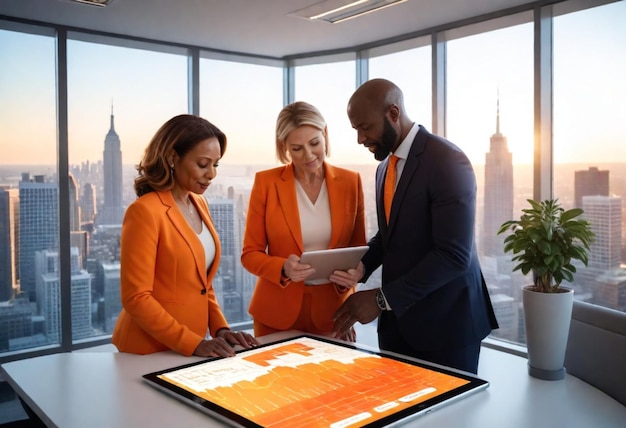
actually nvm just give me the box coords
[143,335,488,427]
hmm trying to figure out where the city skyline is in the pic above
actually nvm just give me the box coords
[1,2,625,167]
[1,108,625,353]
[1,1,625,355]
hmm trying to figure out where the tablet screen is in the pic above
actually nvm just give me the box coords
[300,246,369,285]
[143,335,489,427]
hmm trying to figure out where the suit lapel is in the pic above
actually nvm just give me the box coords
[376,159,388,234]
[277,165,304,253]
[385,126,427,234]
[325,163,346,249]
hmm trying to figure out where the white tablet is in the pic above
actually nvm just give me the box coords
[299,245,369,285]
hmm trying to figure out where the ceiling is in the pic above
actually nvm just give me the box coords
[0,0,534,58]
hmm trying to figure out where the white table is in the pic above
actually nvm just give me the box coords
[1,332,625,428]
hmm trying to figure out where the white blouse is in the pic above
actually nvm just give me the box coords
[197,220,216,272]
[296,179,331,251]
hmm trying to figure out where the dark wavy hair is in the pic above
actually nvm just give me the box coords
[134,114,227,197]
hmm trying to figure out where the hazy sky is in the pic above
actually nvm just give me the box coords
[0,1,624,167]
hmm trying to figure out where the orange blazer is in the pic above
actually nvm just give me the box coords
[112,190,229,355]
[241,163,366,332]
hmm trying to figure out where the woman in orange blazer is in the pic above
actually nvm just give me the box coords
[112,114,258,357]
[241,102,366,340]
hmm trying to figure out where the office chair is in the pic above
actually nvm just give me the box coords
[564,299,626,406]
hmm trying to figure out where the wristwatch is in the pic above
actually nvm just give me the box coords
[280,267,291,286]
[375,288,387,311]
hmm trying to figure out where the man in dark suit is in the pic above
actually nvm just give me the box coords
[331,78,498,374]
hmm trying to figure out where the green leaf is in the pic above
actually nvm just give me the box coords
[497,198,595,293]
[561,208,583,222]
[538,240,552,255]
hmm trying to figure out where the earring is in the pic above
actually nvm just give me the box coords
[170,164,174,175]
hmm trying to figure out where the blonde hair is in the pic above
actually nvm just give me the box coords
[134,114,227,197]
[275,101,330,164]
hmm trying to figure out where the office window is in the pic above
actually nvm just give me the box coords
[200,59,282,167]
[67,38,188,339]
[294,60,362,166]
[369,41,432,130]
[2,0,621,364]
[0,28,58,355]
[553,1,626,313]
[200,58,283,326]
[446,16,534,345]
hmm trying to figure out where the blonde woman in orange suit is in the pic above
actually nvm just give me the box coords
[112,114,259,357]
[241,101,367,341]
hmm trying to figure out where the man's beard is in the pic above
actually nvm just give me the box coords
[373,118,398,161]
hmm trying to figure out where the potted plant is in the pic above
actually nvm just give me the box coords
[498,198,594,380]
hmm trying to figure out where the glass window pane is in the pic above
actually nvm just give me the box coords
[67,39,188,339]
[0,28,58,354]
[369,44,432,130]
[553,1,626,313]
[200,59,283,325]
[447,17,534,345]
[295,61,361,165]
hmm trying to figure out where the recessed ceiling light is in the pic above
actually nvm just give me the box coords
[290,0,407,24]
[67,0,115,7]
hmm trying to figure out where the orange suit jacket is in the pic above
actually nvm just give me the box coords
[241,163,366,332]
[112,190,229,355]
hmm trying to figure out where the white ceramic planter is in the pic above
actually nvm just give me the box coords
[522,286,574,380]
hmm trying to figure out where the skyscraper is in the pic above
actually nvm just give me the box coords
[208,196,244,322]
[34,247,92,342]
[101,261,121,332]
[68,172,81,231]
[18,174,58,302]
[574,167,609,209]
[583,195,622,272]
[80,182,97,224]
[482,98,513,257]
[0,188,19,301]
[98,105,124,226]
[0,297,33,352]
[579,195,624,310]
[68,172,88,270]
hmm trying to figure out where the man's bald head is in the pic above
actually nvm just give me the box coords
[346,79,414,160]
[347,79,414,160]
[348,78,405,116]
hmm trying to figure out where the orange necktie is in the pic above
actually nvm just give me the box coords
[384,154,399,223]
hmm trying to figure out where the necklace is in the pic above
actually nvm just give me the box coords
[184,199,194,215]
[174,194,201,232]
[176,196,194,216]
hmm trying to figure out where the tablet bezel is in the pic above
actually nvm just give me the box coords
[143,335,489,428]
[299,245,369,285]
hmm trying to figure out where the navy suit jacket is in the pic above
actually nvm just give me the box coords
[362,125,498,352]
